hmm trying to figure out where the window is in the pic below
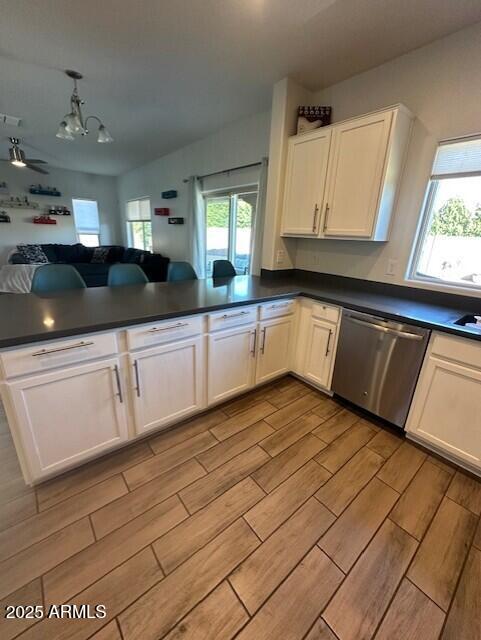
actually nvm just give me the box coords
[205,189,257,276]
[72,199,100,247]
[411,137,481,290]
[126,198,152,252]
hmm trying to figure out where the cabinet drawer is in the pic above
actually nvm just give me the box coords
[311,302,340,324]
[126,315,204,350]
[431,332,481,370]
[0,332,118,379]
[259,299,296,320]
[208,306,258,332]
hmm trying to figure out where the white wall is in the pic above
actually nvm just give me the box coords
[294,21,481,297]
[0,163,120,263]
[117,111,271,260]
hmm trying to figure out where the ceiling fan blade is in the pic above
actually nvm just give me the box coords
[25,162,49,175]
[25,159,48,164]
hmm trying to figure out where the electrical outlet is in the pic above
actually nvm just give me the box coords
[386,258,398,276]
[276,249,285,265]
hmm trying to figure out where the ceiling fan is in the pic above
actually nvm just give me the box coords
[1,138,49,174]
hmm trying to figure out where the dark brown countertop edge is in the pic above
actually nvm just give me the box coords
[0,271,480,349]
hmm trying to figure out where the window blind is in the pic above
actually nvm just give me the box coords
[126,198,151,221]
[72,199,100,233]
[432,136,481,179]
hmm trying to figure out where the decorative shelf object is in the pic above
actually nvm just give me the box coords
[33,214,57,225]
[0,210,11,223]
[47,205,71,216]
[0,196,39,209]
[0,181,9,195]
[29,184,61,197]
[161,189,177,199]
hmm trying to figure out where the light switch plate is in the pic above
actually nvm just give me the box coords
[386,258,398,276]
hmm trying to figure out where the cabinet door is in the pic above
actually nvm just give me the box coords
[303,318,337,389]
[7,358,128,480]
[406,356,481,467]
[208,325,256,405]
[323,111,392,238]
[256,317,293,384]
[131,336,205,436]
[281,130,331,236]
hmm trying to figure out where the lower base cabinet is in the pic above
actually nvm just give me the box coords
[130,336,205,435]
[6,357,129,480]
[207,324,256,405]
[406,333,481,470]
[302,317,338,389]
[255,316,293,384]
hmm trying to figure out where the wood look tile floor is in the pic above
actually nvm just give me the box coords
[1,376,480,640]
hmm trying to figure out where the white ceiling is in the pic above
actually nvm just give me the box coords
[1,0,480,176]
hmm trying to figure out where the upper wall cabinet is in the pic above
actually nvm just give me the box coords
[281,129,331,236]
[280,105,413,241]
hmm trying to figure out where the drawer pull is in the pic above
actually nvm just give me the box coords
[221,311,250,320]
[325,329,333,356]
[31,340,94,357]
[260,327,267,354]
[269,302,291,309]
[312,203,319,232]
[133,359,141,397]
[250,329,257,356]
[113,364,123,403]
[148,322,189,333]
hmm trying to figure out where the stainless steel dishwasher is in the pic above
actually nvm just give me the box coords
[331,310,430,428]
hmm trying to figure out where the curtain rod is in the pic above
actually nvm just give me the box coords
[183,161,262,183]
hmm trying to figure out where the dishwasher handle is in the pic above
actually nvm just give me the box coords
[345,315,424,341]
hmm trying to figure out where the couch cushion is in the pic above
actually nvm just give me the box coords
[54,243,87,263]
[122,248,147,264]
[39,244,59,263]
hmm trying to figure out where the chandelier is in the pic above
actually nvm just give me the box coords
[56,70,113,143]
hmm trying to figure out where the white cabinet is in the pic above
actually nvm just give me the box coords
[281,105,413,241]
[6,357,128,481]
[130,336,205,436]
[255,316,294,384]
[281,130,331,236]
[302,317,338,389]
[208,324,257,404]
[323,110,393,238]
[406,333,481,471]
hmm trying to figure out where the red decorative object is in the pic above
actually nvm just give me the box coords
[33,214,57,225]
[155,207,170,216]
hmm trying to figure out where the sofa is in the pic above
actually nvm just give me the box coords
[9,243,170,288]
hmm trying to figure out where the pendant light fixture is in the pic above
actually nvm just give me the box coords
[56,70,114,143]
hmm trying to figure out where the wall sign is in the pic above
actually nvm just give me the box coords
[155,207,170,216]
[168,217,184,225]
[161,190,177,199]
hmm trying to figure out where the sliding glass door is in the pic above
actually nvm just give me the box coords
[205,189,257,276]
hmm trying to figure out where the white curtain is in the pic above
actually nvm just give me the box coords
[187,176,206,278]
[250,157,268,276]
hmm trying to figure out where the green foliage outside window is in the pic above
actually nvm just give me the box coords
[206,200,253,228]
[430,196,481,236]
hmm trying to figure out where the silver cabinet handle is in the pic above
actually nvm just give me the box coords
[31,340,94,357]
[260,327,267,354]
[269,301,291,309]
[148,322,188,333]
[133,359,141,397]
[312,203,319,232]
[346,316,424,341]
[221,310,249,320]
[323,203,330,232]
[250,329,257,356]
[113,364,123,403]
[325,329,333,356]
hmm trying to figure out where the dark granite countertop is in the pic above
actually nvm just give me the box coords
[0,272,480,349]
